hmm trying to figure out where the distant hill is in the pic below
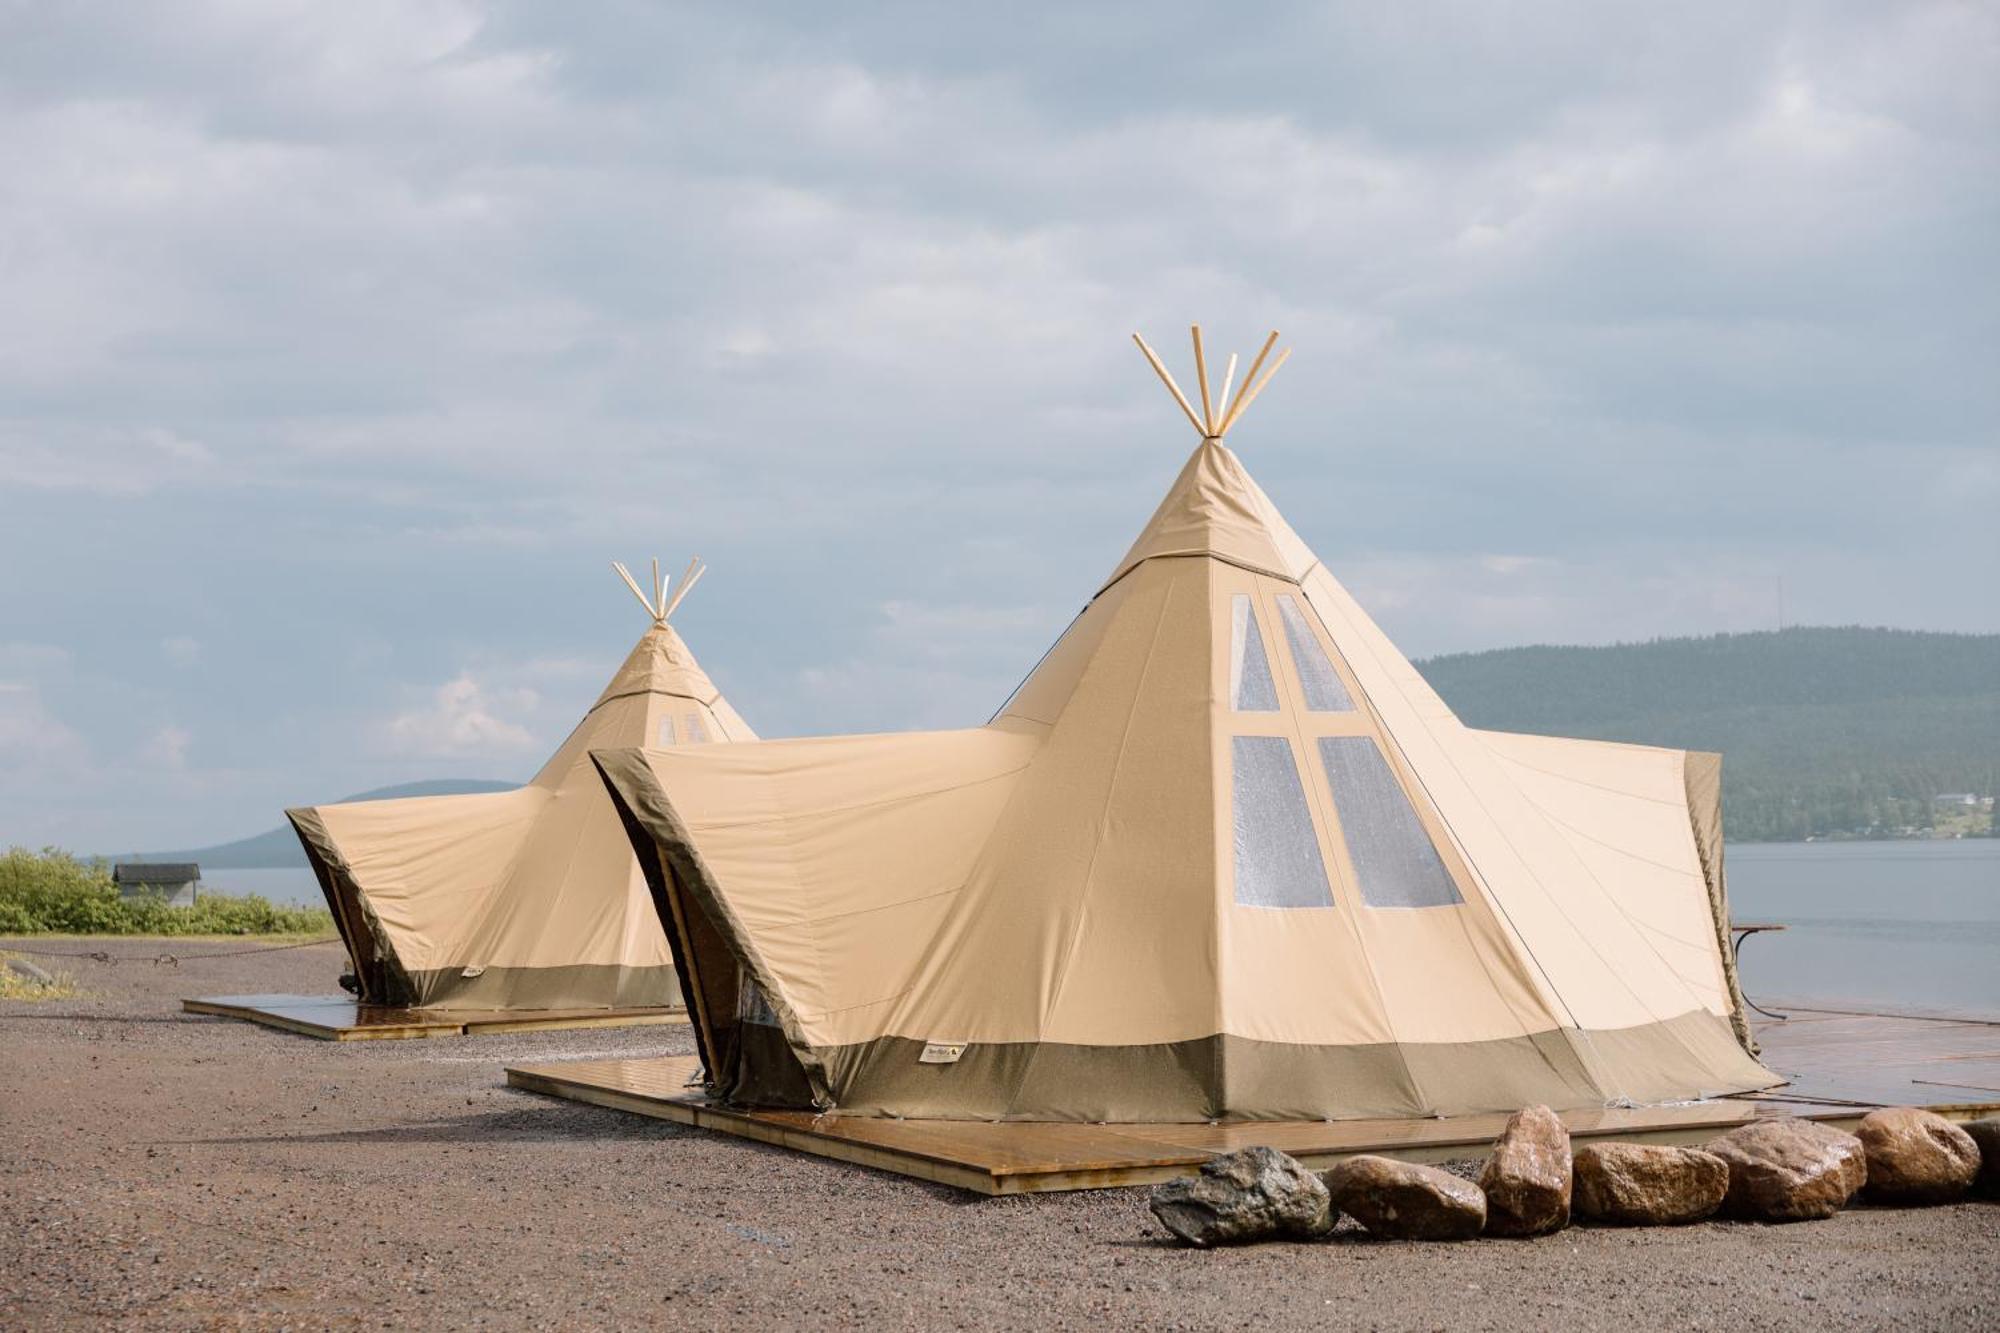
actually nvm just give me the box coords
[118,779,519,868]
[1415,627,2000,841]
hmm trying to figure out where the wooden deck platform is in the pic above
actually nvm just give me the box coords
[1736,1003,2000,1108]
[184,993,685,1042]
[504,1007,2000,1195]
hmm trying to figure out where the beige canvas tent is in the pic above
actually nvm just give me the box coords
[292,558,754,1011]
[595,332,1780,1122]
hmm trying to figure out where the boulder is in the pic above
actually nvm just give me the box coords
[1572,1143,1728,1225]
[1323,1155,1486,1241]
[1479,1105,1571,1237]
[1855,1107,1980,1205]
[1962,1117,2000,1199]
[1149,1146,1334,1247]
[1706,1118,1866,1221]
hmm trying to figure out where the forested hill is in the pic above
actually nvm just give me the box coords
[1414,627,2000,841]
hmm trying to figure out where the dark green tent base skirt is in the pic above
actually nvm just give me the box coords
[394,962,683,1012]
[733,1009,1781,1122]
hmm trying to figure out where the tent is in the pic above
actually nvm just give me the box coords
[595,332,1780,1121]
[292,558,754,1011]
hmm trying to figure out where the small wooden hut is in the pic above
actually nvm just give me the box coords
[113,863,201,907]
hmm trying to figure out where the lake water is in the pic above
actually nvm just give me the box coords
[1726,840,2000,1017]
[198,842,2000,1018]
[198,866,323,906]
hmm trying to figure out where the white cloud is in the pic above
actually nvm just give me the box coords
[0,682,91,772]
[380,672,540,757]
[515,655,603,681]
[141,724,193,769]
[161,636,201,665]
[795,599,1059,731]
[0,423,217,495]
[1479,555,1553,577]
[0,642,74,674]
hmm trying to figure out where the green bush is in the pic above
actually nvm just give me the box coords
[0,848,333,936]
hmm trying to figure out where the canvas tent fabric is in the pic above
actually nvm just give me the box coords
[595,337,1779,1122]
[291,565,754,1011]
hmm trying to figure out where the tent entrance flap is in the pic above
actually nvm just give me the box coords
[599,751,818,1109]
[653,845,815,1108]
[288,806,411,1005]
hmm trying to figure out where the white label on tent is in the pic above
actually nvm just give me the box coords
[460,966,486,979]
[918,1041,966,1065]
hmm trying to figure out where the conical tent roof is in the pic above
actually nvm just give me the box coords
[291,558,754,1011]
[596,332,1776,1120]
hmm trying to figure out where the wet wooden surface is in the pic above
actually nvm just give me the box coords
[183,994,684,1041]
[1743,1005,2000,1107]
[505,1007,2000,1195]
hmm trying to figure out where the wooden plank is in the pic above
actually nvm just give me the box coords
[1755,1006,2000,1106]
[182,996,457,1041]
[462,1010,685,1036]
[505,1064,1002,1195]
[1775,1002,2000,1026]
[184,994,682,1042]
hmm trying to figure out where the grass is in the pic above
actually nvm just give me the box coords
[0,847,335,936]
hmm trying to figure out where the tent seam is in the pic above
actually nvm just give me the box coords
[1011,579,1177,1114]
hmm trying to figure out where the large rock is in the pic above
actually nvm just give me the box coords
[1479,1105,1571,1237]
[1962,1117,2000,1199]
[1572,1143,1728,1225]
[1323,1155,1486,1241]
[1149,1146,1334,1247]
[1705,1118,1866,1221]
[1855,1107,1980,1205]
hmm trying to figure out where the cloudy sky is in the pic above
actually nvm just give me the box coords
[3,1,1995,851]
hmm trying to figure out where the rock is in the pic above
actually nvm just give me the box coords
[6,958,55,986]
[1855,1107,1980,1205]
[1149,1146,1334,1247]
[1962,1118,2000,1199]
[1705,1119,1866,1221]
[1479,1105,1571,1237]
[1322,1155,1486,1241]
[1572,1143,1728,1225]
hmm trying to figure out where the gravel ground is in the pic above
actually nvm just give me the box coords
[3,936,1996,1330]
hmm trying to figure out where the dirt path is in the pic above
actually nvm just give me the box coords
[3,937,1995,1330]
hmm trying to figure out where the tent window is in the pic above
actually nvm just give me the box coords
[1318,736,1461,908]
[1277,595,1353,712]
[1229,595,1279,711]
[683,713,710,744]
[657,717,677,746]
[1232,736,1334,909]
[736,972,780,1027]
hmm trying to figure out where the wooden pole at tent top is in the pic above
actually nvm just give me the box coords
[1220,345,1292,436]
[612,561,662,621]
[1134,326,1289,441]
[1131,334,1207,438]
[612,557,710,624]
[1191,326,1214,436]
[1218,330,1279,436]
[661,557,706,622]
